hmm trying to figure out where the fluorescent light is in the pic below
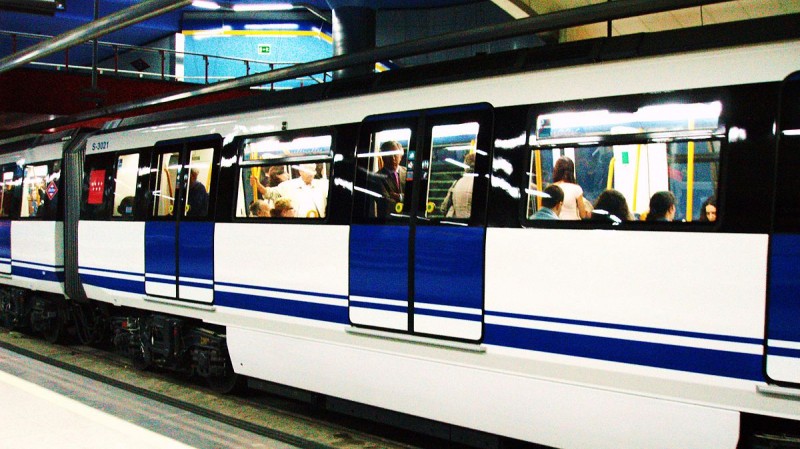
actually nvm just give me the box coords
[445,158,470,170]
[233,3,293,11]
[192,1,221,10]
[357,149,403,158]
[432,122,480,139]
[244,23,300,30]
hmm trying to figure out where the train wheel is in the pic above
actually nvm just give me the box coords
[130,339,151,371]
[42,303,65,344]
[74,303,110,347]
[129,320,152,371]
[0,290,10,329]
[206,362,244,394]
[2,292,27,331]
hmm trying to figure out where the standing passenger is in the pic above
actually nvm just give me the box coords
[375,141,407,217]
[440,152,475,218]
[186,169,208,217]
[553,156,589,220]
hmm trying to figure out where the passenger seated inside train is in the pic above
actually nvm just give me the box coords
[117,196,135,217]
[699,196,717,222]
[271,198,296,217]
[249,200,271,217]
[646,191,677,222]
[591,189,632,223]
[531,184,564,220]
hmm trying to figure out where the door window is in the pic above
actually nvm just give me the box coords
[352,128,414,222]
[112,153,139,218]
[152,152,181,218]
[425,122,480,220]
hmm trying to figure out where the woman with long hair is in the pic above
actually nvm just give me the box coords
[552,156,589,220]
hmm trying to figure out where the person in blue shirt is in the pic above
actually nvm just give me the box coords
[186,169,209,217]
[532,184,564,220]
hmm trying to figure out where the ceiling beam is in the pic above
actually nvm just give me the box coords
[0,0,192,75]
[491,0,536,19]
[2,0,736,138]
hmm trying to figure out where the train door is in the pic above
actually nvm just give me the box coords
[0,164,21,276]
[349,105,493,341]
[766,71,800,386]
[145,137,219,304]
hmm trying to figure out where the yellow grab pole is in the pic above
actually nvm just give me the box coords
[632,144,642,211]
[686,141,695,222]
[606,156,615,190]
[535,150,543,209]
[685,117,696,221]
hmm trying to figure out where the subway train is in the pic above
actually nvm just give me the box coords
[1,17,800,449]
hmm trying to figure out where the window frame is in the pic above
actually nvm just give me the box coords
[145,136,222,223]
[0,162,23,220]
[233,126,335,222]
[19,158,63,221]
[81,149,145,221]
[523,96,726,230]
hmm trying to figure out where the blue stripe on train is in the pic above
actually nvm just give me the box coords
[216,290,348,324]
[349,300,407,314]
[179,280,213,289]
[487,310,762,345]
[414,307,482,322]
[144,275,174,285]
[767,346,800,359]
[13,266,65,283]
[81,273,146,294]
[484,323,763,381]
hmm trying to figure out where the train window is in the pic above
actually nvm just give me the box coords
[528,101,722,223]
[235,132,331,219]
[81,152,116,220]
[152,151,181,217]
[20,161,60,220]
[352,128,413,221]
[185,148,212,218]
[425,122,479,220]
[0,166,21,218]
[111,153,139,218]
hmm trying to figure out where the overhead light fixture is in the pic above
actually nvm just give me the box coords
[233,3,294,11]
[192,1,221,9]
[244,23,300,30]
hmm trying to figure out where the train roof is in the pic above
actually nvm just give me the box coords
[107,12,800,133]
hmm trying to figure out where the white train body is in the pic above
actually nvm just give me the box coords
[2,31,800,449]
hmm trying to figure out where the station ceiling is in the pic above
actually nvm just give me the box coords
[1,0,799,134]
[2,0,800,52]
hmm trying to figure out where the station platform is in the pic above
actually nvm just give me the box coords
[0,347,300,449]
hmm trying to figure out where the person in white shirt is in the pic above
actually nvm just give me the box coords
[261,163,328,218]
[552,156,589,220]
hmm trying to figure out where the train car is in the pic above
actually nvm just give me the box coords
[0,130,87,342]
[2,16,800,449]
